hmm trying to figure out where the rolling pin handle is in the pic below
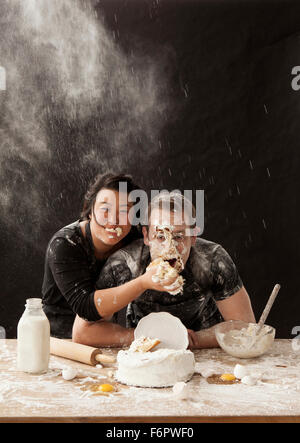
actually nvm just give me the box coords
[94,352,116,365]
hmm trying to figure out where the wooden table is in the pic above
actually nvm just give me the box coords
[0,339,300,423]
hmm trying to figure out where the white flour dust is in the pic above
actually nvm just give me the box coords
[1,341,300,417]
[0,0,175,246]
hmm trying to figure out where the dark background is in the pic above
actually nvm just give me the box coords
[1,0,299,338]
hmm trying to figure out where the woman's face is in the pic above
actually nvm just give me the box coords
[90,188,132,246]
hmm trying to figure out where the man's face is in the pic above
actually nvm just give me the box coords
[142,208,196,269]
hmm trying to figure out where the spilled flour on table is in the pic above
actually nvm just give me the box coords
[1,340,300,417]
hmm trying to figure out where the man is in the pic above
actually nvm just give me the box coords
[73,192,255,348]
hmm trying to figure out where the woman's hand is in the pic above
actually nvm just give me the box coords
[140,265,182,293]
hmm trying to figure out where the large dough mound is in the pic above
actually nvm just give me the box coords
[115,347,195,388]
[115,313,194,388]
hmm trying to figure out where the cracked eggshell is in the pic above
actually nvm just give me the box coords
[134,312,189,350]
[233,364,249,379]
[241,375,257,386]
[62,367,78,381]
[172,382,189,400]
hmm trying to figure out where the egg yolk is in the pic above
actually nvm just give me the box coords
[98,383,114,392]
[220,373,236,381]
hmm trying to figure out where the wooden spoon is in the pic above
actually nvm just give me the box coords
[248,283,280,348]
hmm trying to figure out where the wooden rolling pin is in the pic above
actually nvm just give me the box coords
[50,337,116,366]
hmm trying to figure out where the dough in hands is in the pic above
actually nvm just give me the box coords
[146,258,184,295]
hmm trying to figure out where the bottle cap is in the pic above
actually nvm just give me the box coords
[25,298,43,308]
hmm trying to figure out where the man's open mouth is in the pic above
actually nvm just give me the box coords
[153,225,184,272]
[166,258,177,268]
[163,256,184,273]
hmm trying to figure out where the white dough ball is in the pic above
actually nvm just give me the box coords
[233,364,248,379]
[241,375,257,386]
[62,367,78,381]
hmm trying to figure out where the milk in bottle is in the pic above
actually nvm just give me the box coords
[17,298,50,374]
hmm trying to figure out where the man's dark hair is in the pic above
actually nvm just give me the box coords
[80,172,143,242]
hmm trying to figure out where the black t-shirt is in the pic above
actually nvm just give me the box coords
[42,220,104,338]
[96,238,244,331]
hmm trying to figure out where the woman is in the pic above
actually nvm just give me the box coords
[42,172,177,339]
[72,190,255,350]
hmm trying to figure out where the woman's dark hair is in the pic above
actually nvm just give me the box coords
[80,172,143,243]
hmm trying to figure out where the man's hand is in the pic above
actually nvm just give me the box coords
[187,329,200,349]
[187,326,220,349]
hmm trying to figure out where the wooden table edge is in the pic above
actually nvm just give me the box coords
[1,415,300,423]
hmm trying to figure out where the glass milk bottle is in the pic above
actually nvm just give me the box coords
[17,298,50,374]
